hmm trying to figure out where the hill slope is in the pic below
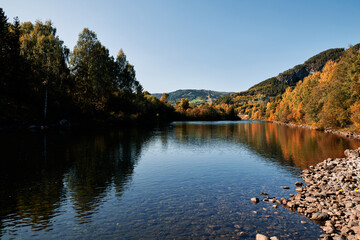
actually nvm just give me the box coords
[252,43,360,131]
[215,48,345,108]
[152,89,232,105]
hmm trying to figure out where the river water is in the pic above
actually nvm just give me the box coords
[1,121,360,239]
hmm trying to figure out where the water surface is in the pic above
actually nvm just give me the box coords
[1,121,359,239]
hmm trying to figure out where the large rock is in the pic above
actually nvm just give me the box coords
[312,212,329,221]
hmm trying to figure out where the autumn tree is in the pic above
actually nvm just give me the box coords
[69,28,116,113]
[20,20,70,122]
[176,98,190,111]
[160,93,169,103]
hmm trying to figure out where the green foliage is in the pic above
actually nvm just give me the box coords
[0,8,176,126]
[69,28,114,113]
[20,21,70,110]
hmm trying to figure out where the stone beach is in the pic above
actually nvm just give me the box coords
[256,147,360,239]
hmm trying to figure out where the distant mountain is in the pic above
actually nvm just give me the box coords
[215,48,345,106]
[152,89,233,105]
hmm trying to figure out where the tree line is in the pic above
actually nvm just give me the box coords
[0,8,239,127]
[239,44,360,131]
[0,8,179,126]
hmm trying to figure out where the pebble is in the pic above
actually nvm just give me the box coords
[268,147,360,240]
[270,237,280,240]
[295,181,303,187]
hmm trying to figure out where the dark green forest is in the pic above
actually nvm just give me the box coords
[0,8,178,127]
[0,8,238,127]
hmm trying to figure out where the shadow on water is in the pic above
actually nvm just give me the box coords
[0,127,154,236]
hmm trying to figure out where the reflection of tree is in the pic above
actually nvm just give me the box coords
[0,127,153,233]
[0,132,67,234]
[173,122,360,170]
[63,128,152,223]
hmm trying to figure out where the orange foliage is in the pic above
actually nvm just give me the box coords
[319,60,338,83]
[351,102,360,130]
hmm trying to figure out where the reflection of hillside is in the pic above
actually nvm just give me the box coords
[173,122,360,169]
[0,128,153,234]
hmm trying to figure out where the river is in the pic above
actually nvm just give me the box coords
[1,121,359,239]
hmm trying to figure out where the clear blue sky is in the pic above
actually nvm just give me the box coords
[2,0,360,93]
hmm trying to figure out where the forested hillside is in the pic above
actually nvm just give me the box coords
[231,44,360,131]
[152,89,231,105]
[215,48,346,116]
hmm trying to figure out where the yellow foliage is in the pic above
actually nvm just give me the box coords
[351,102,360,130]
[319,60,338,83]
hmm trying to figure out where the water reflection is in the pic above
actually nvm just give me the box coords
[1,121,360,239]
[0,128,153,235]
[173,121,360,169]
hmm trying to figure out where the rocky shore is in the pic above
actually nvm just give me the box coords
[256,147,360,239]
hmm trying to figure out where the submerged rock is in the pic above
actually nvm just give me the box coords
[256,233,269,240]
[270,237,280,240]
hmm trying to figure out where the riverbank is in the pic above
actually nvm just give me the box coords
[247,121,360,239]
[260,147,360,240]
